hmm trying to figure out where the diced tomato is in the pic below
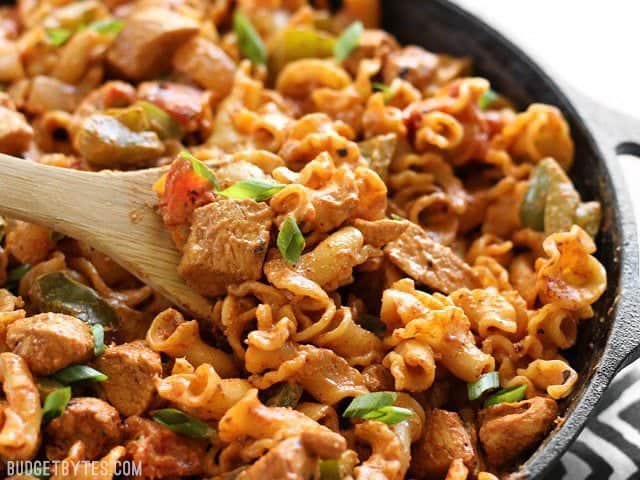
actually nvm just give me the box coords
[157,156,215,229]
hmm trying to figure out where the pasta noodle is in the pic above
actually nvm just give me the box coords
[146,308,238,378]
[156,359,251,419]
[0,353,41,460]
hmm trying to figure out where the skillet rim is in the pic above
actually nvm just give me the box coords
[0,0,638,477]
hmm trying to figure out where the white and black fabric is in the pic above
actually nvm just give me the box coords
[546,361,640,479]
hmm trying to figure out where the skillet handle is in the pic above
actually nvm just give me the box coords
[558,81,640,371]
[557,81,640,156]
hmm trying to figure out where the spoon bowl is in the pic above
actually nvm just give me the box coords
[0,152,214,318]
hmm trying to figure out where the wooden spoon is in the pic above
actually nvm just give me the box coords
[0,153,214,319]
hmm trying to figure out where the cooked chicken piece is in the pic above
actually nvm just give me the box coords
[138,81,211,133]
[238,431,347,480]
[238,437,316,480]
[382,46,438,92]
[46,397,122,460]
[0,105,32,155]
[410,408,476,479]
[178,198,273,297]
[300,430,347,459]
[384,223,479,294]
[6,313,93,376]
[352,219,409,248]
[479,396,558,467]
[107,7,199,80]
[93,341,162,416]
[124,416,207,478]
[5,221,55,264]
[310,173,360,233]
[172,36,236,100]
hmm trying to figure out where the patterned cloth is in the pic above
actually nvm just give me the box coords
[547,362,640,479]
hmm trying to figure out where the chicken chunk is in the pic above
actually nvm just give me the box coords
[385,223,479,294]
[46,397,121,460]
[124,416,207,478]
[107,7,199,80]
[479,396,558,467]
[382,46,438,92]
[6,313,93,376]
[352,218,409,248]
[239,437,316,480]
[0,105,33,155]
[410,409,476,479]
[239,431,346,480]
[172,36,236,100]
[93,341,162,416]
[5,221,55,265]
[178,198,274,297]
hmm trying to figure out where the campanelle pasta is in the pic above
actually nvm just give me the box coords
[0,0,608,478]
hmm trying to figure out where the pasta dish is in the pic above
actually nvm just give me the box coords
[0,0,606,478]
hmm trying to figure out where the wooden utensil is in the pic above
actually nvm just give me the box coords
[0,152,214,318]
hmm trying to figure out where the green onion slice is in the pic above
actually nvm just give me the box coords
[92,323,105,356]
[343,391,396,418]
[372,82,394,102]
[42,386,71,422]
[233,12,267,65]
[151,408,214,439]
[89,18,124,35]
[53,365,108,385]
[343,392,412,425]
[478,89,498,110]
[277,216,305,264]
[372,82,390,93]
[483,383,527,408]
[319,459,341,480]
[180,151,220,190]
[45,28,73,46]
[334,21,363,62]
[362,405,412,424]
[218,179,286,202]
[467,371,500,400]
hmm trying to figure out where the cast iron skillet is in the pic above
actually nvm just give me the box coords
[1,0,639,477]
[381,0,640,477]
